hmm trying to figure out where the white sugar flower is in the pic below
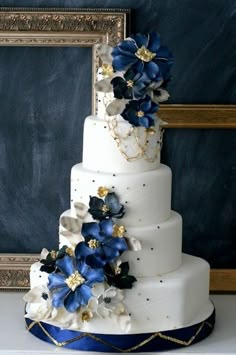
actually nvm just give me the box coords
[90,282,131,332]
[24,285,52,321]
[59,202,89,248]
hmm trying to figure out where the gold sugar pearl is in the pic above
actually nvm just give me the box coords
[113,224,126,237]
[135,46,156,62]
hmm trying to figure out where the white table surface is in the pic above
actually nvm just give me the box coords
[0,292,235,355]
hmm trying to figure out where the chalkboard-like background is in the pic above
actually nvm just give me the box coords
[0,0,235,269]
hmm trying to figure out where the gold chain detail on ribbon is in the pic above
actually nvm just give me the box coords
[25,318,213,352]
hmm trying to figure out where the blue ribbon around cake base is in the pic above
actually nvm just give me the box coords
[25,306,215,353]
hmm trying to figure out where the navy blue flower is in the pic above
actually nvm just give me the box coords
[48,255,104,312]
[121,95,158,128]
[111,68,150,100]
[75,219,128,268]
[112,32,173,82]
[88,192,125,221]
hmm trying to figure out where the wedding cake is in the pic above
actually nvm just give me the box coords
[24,32,215,352]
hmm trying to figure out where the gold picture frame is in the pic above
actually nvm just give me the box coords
[0,8,235,292]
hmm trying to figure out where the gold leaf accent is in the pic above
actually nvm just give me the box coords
[97,186,110,197]
[135,46,156,62]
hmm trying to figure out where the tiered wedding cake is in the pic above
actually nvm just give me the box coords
[25,32,215,352]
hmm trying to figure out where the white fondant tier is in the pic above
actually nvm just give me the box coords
[121,211,182,277]
[29,254,212,334]
[59,210,182,277]
[71,163,172,227]
[83,116,161,174]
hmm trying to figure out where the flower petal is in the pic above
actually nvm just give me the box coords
[64,290,81,313]
[125,237,142,251]
[82,222,100,239]
[56,255,75,277]
[40,248,49,260]
[99,219,113,237]
[96,43,113,64]
[78,284,92,306]
[48,273,66,291]
[112,55,137,71]
[51,286,70,308]
[106,98,127,116]
[97,303,110,318]
[75,241,93,259]
[95,77,113,93]
[60,216,81,234]
[92,282,105,298]
[74,202,88,221]
[147,32,161,52]
[84,267,105,284]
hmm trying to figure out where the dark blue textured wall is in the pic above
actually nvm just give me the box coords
[0,1,235,267]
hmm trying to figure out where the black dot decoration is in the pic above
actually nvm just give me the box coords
[74,189,77,191]
[112,186,115,189]
[143,184,146,187]
[151,247,154,250]
[129,313,131,316]
[160,280,163,283]
[146,140,149,143]
[98,99,101,102]
[137,258,140,261]
[71,199,73,202]
[92,180,95,182]
[146,298,150,301]
[113,174,116,177]
[157,226,160,229]
[125,201,128,204]
[104,126,107,128]
[39,275,41,278]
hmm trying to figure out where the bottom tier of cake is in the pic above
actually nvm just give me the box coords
[28,254,213,334]
[25,304,215,352]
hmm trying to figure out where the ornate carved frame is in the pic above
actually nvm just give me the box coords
[0,8,235,292]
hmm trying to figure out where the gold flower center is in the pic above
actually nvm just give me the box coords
[101,63,113,77]
[81,310,93,322]
[113,224,126,237]
[136,110,144,118]
[88,239,101,249]
[135,46,156,62]
[98,186,109,197]
[127,80,134,88]
[50,250,57,260]
[65,271,85,291]
[101,204,110,213]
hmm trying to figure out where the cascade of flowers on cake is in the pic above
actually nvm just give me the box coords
[24,188,141,332]
[24,32,173,333]
[95,32,173,162]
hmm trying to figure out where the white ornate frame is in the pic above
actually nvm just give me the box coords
[0,7,130,290]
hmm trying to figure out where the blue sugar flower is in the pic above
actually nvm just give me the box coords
[75,219,128,268]
[48,255,104,313]
[111,68,150,100]
[121,95,158,128]
[88,192,125,221]
[112,32,173,82]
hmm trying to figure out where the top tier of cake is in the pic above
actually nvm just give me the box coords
[83,115,162,174]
